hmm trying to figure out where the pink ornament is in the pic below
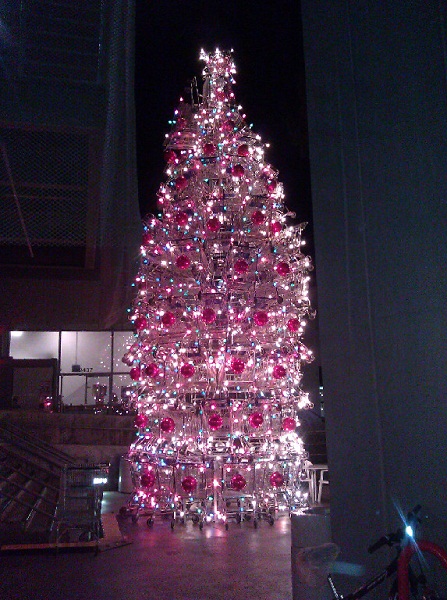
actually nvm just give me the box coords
[253,311,269,326]
[164,149,177,163]
[231,357,245,374]
[160,417,175,433]
[270,221,282,234]
[175,211,189,226]
[282,417,296,432]
[231,473,247,491]
[141,472,156,488]
[203,142,216,156]
[201,307,217,324]
[232,164,245,178]
[270,471,284,488]
[208,413,223,430]
[248,412,264,428]
[161,312,176,327]
[129,367,141,381]
[234,259,249,275]
[266,180,277,193]
[134,414,148,428]
[287,318,300,332]
[222,119,236,132]
[206,217,221,232]
[181,476,197,493]
[133,316,148,331]
[175,175,188,191]
[215,89,226,101]
[237,144,249,157]
[276,262,291,276]
[145,363,159,379]
[142,232,153,246]
[176,255,191,270]
[251,210,266,225]
[273,364,287,379]
[180,363,195,378]
[122,352,134,366]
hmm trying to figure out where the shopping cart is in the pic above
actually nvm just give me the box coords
[218,464,256,530]
[171,462,212,530]
[121,462,176,527]
[56,465,108,553]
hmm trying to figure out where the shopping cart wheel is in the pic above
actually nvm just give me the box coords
[254,518,258,529]
[268,516,275,526]
[147,518,154,527]
[236,514,241,524]
[171,519,175,530]
[225,523,229,531]
[199,521,203,530]
[192,515,199,524]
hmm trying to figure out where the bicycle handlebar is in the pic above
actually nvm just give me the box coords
[368,505,423,554]
[368,535,392,554]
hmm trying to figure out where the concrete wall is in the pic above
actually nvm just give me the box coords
[301,1,447,593]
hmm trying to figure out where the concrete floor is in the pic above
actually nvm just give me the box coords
[0,492,296,600]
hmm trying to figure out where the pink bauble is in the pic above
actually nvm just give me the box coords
[251,210,266,225]
[253,311,269,326]
[161,311,176,326]
[208,413,223,430]
[145,363,159,379]
[134,414,148,428]
[222,119,235,132]
[266,181,277,193]
[142,232,153,246]
[175,175,188,191]
[248,412,264,428]
[180,363,195,378]
[176,255,191,270]
[232,164,245,178]
[282,417,296,432]
[129,367,141,381]
[287,318,300,332]
[141,472,156,488]
[237,144,249,157]
[164,149,177,163]
[175,211,189,226]
[215,88,226,101]
[201,307,216,324]
[133,316,148,331]
[270,221,282,234]
[234,259,249,275]
[206,217,221,232]
[276,262,291,276]
[273,364,287,379]
[160,417,175,433]
[122,352,134,366]
[203,142,216,156]
[181,476,197,493]
[231,473,247,491]
[270,471,284,488]
[231,357,245,374]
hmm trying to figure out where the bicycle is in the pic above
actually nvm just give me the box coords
[326,505,447,599]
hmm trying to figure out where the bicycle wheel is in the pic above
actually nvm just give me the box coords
[408,553,447,600]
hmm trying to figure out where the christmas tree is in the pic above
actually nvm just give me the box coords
[122,49,315,529]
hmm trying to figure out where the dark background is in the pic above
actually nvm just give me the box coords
[134,0,311,229]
